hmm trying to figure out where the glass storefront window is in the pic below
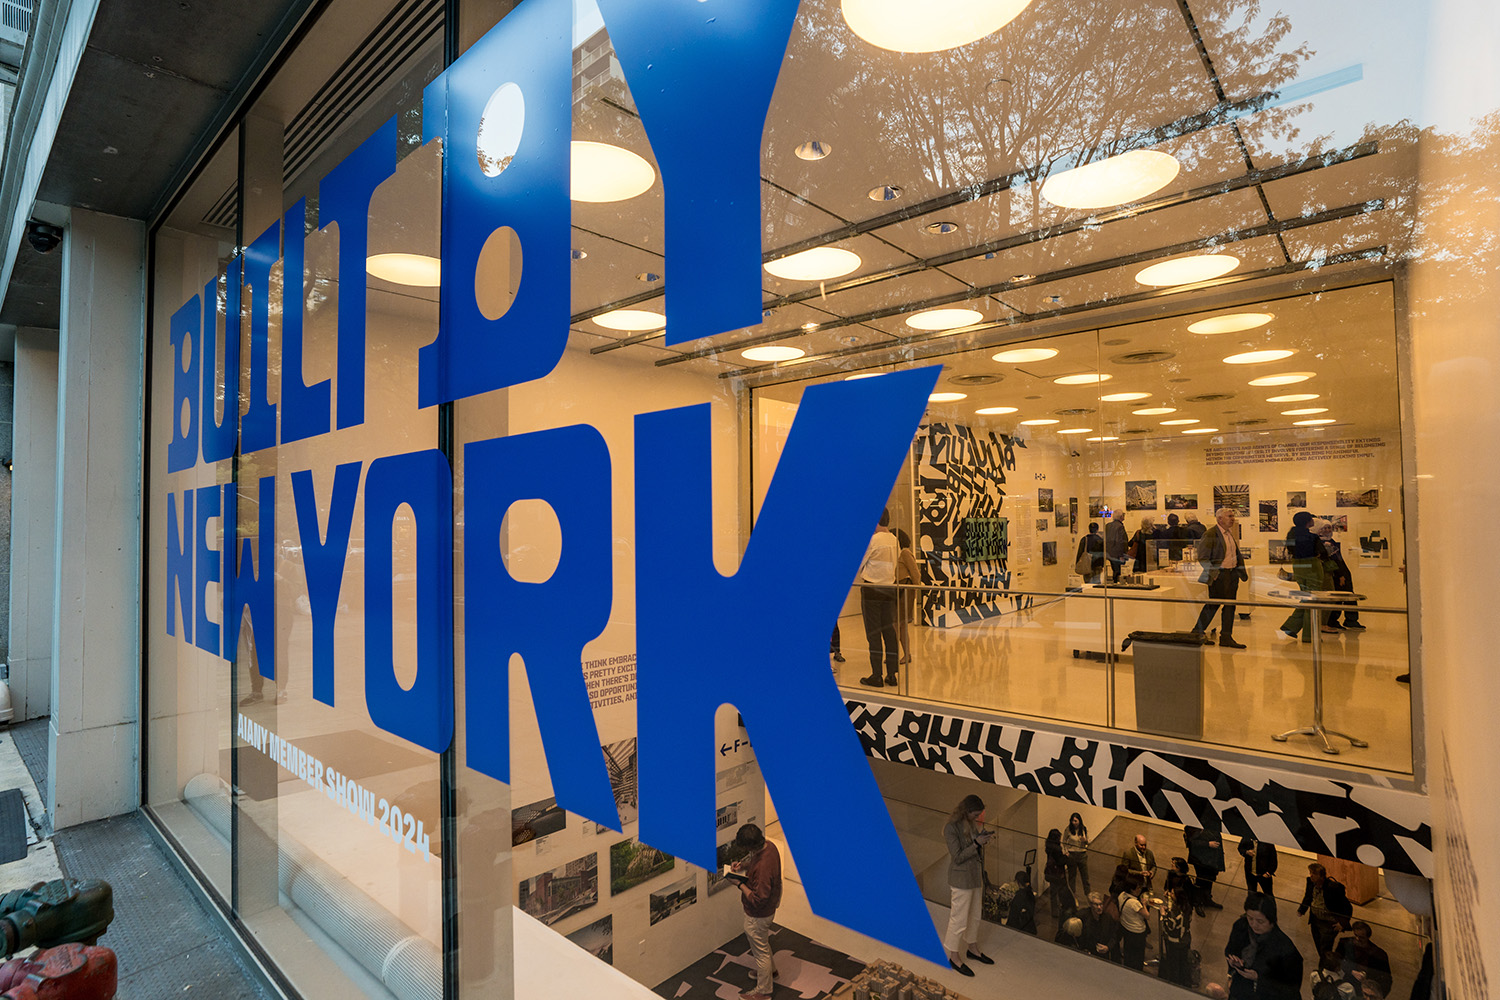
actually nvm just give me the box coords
[141,0,1445,996]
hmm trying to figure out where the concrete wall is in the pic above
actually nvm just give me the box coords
[48,209,144,829]
[9,326,56,721]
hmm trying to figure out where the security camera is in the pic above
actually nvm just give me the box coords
[25,221,63,254]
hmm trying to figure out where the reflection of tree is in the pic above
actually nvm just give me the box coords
[788,0,1311,202]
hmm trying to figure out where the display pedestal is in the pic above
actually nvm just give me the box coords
[1319,854,1380,905]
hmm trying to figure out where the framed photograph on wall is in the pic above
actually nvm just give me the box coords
[1069,498,1079,533]
[1042,541,1057,565]
[1089,497,1106,517]
[1165,493,1197,510]
[1036,517,1048,533]
[1286,491,1307,508]
[1357,522,1393,566]
[1338,489,1380,508]
[1214,484,1251,517]
[1038,488,1054,512]
[1258,500,1279,533]
[1125,480,1158,510]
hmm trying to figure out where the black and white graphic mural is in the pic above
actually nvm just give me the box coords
[913,423,1022,627]
[847,699,1433,877]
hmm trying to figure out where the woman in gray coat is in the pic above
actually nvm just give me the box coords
[944,794,994,976]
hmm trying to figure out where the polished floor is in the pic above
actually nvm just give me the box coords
[833,587,1414,773]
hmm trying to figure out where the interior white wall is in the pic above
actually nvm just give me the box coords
[49,208,145,829]
[9,326,57,722]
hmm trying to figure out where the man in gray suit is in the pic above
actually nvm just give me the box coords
[1192,508,1248,648]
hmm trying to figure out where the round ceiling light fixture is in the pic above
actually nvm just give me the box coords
[1295,418,1337,426]
[1188,312,1275,334]
[924,221,960,235]
[1132,406,1176,416]
[1085,436,1120,442]
[975,406,1019,415]
[1057,427,1093,435]
[1161,418,1199,425]
[795,140,833,161]
[906,307,983,331]
[1224,349,1295,365]
[1182,427,1220,434]
[741,345,805,363]
[1099,391,1151,402]
[366,253,441,287]
[992,347,1058,363]
[844,372,883,380]
[840,0,1034,53]
[763,246,863,281]
[1018,418,1060,426]
[1053,373,1113,385]
[1249,372,1315,386]
[1281,407,1329,416]
[592,308,666,332]
[1134,254,1240,287]
[1266,393,1319,403]
[572,141,656,202]
[928,392,968,404]
[1041,149,1181,209]
[869,185,903,201]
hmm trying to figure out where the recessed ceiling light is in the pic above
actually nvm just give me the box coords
[742,345,805,362]
[1295,418,1337,426]
[1267,393,1319,403]
[1182,427,1220,434]
[992,347,1058,363]
[924,221,960,235]
[1054,373,1113,385]
[636,271,661,283]
[795,140,832,160]
[1011,273,1037,283]
[1282,407,1329,416]
[592,308,666,331]
[366,253,441,286]
[571,248,587,261]
[1099,391,1151,402]
[1085,436,1121,442]
[1161,418,1199,425]
[1041,149,1181,209]
[571,141,656,202]
[928,391,968,402]
[1189,312,1275,334]
[975,406,1019,415]
[764,247,863,281]
[1249,372,1315,386]
[1019,418,1060,426]
[1133,407,1176,416]
[840,0,1035,53]
[1057,427,1093,435]
[868,185,903,201]
[906,308,983,330]
[802,322,820,331]
[1224,349,1295,365]
[845,372,883,380]
[1134,254,1240,287]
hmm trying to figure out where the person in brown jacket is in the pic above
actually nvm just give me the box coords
[731,824,782,1000]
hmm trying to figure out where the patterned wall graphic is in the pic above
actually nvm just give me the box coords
[846,698,1433,878]
[913,423,1023,627]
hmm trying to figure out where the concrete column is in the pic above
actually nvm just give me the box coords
[48,209,144,829]
[9,326,57,721]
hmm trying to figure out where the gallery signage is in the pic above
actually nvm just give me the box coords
[160,0,945,963]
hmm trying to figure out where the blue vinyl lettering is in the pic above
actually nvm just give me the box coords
[199,268,241,464]
[279,199,331,444]
[166,297,200,473]
[193,484,222,657]
[165,490,193,640]
[223,476,276,679]
[241,220,281,454]
[292,462,361,706]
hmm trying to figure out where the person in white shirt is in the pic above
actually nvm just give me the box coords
[1192,508,1248,648]
[856,509,900,687]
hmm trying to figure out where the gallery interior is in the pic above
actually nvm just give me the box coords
[6,0,1495,997]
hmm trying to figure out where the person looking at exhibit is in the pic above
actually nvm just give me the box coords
[894,527,921,666]
[1280,511,1330,641]
[1116,877,1151,971]
[1318,522,1365,631]
[1076,522,1105,584]
[1105,510,1128,582]
[1192,508,1249,649]
[1129,515,1156,574]
[942,794,994,976]
[1297,862,1354,962]
[1163,513,1190,561]
[730,823,782,1000]
[856,508,900,688]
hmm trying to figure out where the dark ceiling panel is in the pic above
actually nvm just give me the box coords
[0,242,61,328]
